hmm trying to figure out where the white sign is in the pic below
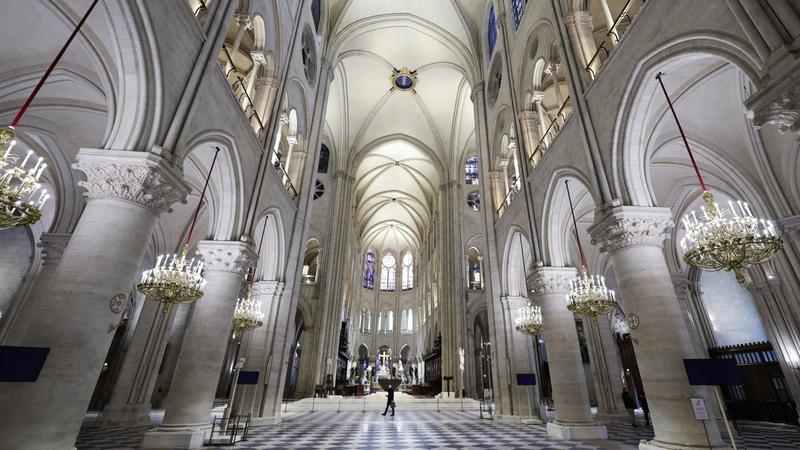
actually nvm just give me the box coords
[691,397,709,421]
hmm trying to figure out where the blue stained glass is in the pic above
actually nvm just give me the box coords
[311,0,321,30]
[465,156,479,184]
[395,75,414,90]
[487,6,497,56]
[512,0,525,29]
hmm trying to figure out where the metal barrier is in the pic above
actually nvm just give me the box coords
[207,413,251,446]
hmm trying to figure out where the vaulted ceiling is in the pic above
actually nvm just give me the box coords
[324,0,482,253]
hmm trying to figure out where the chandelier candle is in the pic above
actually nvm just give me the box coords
[656,72,782,284]
[0,129,49,229]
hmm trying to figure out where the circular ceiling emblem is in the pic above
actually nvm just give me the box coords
[110,294,126,314]
[390,67,418,92]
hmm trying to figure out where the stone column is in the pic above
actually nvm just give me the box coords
[532,91,549,142]
[589,206,724,449]
[584,315,628,422]
[0,150,187,450]
[530,266,607,440]
[229,14,251,58]
[141,240,255,449]
[98,299,179,427]
[499,158,511,196]
[254,76,278,126]
[545,63,563,106]
[489,170,505,213]
[518,110,541,164]
[498,296,541,422]
[0,233,70,342]
[233,280,284,420]
[563,11,599,78]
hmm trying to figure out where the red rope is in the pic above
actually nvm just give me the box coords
[11,0,100,127]
[185,147,221,246]
[655,72,708,192]
[565,180,587,267]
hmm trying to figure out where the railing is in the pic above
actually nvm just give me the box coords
[219,46,266,139]
[495,185,520,218]
[271,158,298,200]
[377,329,394,336]
[217,33,299,202]
[207,414,250,445]
[584,0,646,79]
[528,97,572,168]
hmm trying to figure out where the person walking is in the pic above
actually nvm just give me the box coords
[621,388,637,427]
[382,384,396,416]
[638,390,650,426]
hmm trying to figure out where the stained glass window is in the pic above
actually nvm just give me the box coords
[363,250,375,289]
[311,0,321,31]
[465,156,479,184]
[402,252,413,290]
[317,144,329,173]
[512,0,526,29]
[487,6,497,56]
[380,253,396,291]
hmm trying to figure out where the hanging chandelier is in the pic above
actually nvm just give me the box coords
[232,289,264,336]
[231,213,271,335]
[656,72,781,284]
[514,302,543,335]
[564,180,618,317]
[0,128,49,229]
[137,147,220,310]
[0,0,99,230]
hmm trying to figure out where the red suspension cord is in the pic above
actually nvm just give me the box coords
[185,147,221,246]
[11,0,100,127]
[565,180,587,267]
[655,72,708,192]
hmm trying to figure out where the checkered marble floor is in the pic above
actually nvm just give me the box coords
[236,411,605,449]
[75,410,800,449]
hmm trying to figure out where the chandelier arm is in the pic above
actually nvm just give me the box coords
[655,72,708,193]
[564,180,587,267]
[12,0,100,127]
[185,146,221,246]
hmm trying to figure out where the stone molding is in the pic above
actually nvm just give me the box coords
[750,84,800,134]
[589,206,673,254]
[518,110,540,124]
[38,233,71,266]
[778,215,800,239]
[251,280,285,297]
[528,266,577,296]
[196,240,257,275]
[73,149,189,215]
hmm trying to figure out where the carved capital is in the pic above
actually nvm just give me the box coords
[234,13,252,28]
[528,266,577,296]
[670,273,692,297]
[518,109,540,125]
[545,63,560,75]
[750,84,800,134]
[38,233,71,266]
[251,51,267,65]
[72,149,188,214]
[471,82,485,100]
[564,11,593,28]
[531,90,546,103]
[196,240,257,275]
[589,206,674,254]
[251,280,285,298]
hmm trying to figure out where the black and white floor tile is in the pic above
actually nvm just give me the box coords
[75,410,800,449]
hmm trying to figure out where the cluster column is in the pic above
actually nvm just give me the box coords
[584,315,628,422]
[498,296,541,422]
[529,266,607,440]
[0,150,188,450]
[142,240,256,449]
[589,206,724,449]
[234,280,285,421]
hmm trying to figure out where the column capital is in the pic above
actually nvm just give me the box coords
[778,214,800,239]
[38,233,71,267]
[251,280,285,297]
[564,10,593,28]
[528,266,577,296]
[72,149,189,215]
[589,205,674,254]
[234,13,252,28]
[545,62,560,75]
[251,51,267,65]
[518,109,540,124]
[196,240,257,275]
[749,84,800,134]
[470,81,485,100]
[503,295,529,310]
[531,90,546,103]
[255,76,278,89]
[670,273,693,297]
